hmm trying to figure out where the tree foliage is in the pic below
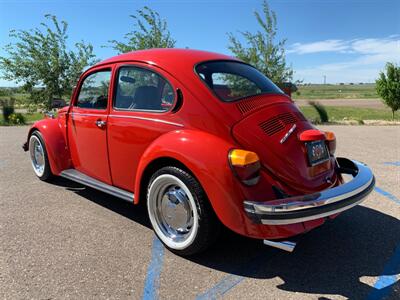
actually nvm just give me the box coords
[108,6,176,53]
[227,1,293,85]
[376,62,400,120]
[0,14,97,109]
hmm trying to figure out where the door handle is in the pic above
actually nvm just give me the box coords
[95,119,107,129]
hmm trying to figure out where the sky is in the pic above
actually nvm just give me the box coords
[0,0,399,86]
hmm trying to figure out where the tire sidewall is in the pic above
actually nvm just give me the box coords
[147,167,206,253]
[29,131,52,181]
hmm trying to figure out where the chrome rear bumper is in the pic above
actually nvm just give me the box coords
[244,158,375,225]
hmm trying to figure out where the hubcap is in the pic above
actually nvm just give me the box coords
[148,174,198,249]
[29,135,45,177]
[160,186,193,234]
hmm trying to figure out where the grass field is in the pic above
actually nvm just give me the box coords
[292,84,379,100]
[300,106,398,122]
[0,112,43,125]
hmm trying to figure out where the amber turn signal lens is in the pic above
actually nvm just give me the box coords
[229,149,261,186]
[324,131,336,155]
[324,131,336,141]
[229,149,260,167]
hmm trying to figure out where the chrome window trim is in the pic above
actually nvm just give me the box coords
[108,114,184,127]
[112,65,176,113]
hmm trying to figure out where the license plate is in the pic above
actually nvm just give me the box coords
[306,140,329,166]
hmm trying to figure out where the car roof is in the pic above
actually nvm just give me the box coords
[95,48,240,70]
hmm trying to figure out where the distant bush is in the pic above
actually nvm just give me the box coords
[8,113,26,125]
[27,103,38,114]
[0,89,8,97]
[308,101,329,123]
[1,98,15,122]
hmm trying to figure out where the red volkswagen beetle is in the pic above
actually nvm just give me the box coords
[23,49,375,255]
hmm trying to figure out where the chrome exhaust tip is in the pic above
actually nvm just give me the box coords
[263,240,296,252]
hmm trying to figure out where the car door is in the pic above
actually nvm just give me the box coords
[107,64,179,192]
[68,67,113,184]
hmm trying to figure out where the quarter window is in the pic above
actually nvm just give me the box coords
[114,67,174,112]
[76,70,111,109]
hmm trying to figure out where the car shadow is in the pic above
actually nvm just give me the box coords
[51,177,399,299]
[50,177,151,228]
[190,205,400,299]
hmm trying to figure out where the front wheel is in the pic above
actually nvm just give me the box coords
[29,131,53,181]
[147,166,220,256]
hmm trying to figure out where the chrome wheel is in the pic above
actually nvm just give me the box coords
[29,135,45,177]
[147,174,199,250]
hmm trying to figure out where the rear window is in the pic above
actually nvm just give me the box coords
[195,61,283,102]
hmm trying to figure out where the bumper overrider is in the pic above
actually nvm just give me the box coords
[244,158,375,225]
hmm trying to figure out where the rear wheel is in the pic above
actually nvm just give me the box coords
[147,166,220,256]
[29,131,53,181]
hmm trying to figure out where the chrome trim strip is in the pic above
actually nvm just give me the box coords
[71,112,107,117]
[280,124,296,144]
[244,158,375,225]
[108,114,184,127]
[60,169,134,203]
[263,240,296,252]
[260,197,366,225]
[245,159,373,213]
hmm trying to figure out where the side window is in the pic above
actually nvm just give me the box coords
[114,66,174,112]
[76,70,111,109]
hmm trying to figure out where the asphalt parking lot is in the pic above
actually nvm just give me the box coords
[1,125,399,299]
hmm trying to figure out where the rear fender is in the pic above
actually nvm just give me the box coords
[135,129,261,236]
[26,118,71,175]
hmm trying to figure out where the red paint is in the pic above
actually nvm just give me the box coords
[25,49,343,240]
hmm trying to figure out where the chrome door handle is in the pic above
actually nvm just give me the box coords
[95,119,107,129]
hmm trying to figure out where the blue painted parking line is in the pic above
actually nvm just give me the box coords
[366,243,400,300]
[142,237,165,300]
[196,274,245,300]
[196,251,275,299]
[374,187,400,205]
[383,161,400,167]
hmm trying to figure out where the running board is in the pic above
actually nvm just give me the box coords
[60,169,134,203]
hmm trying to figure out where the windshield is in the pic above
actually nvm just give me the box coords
[195,61,283,102]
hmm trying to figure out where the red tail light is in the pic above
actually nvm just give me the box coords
[229,149,261,186]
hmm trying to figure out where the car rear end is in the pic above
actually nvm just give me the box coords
[195,60,375,242]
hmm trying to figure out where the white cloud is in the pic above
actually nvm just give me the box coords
[290,36,400,83]
[288,40,349,54]
[288,36,399,56]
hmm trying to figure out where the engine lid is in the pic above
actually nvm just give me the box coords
[232,101,335,193]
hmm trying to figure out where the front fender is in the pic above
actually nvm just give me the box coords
[26,118,71,175]
[134,129,262,237]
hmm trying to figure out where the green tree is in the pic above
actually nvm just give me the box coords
[108,6,176,53]
[376,63,400,120]
[0,14,97,109]
[227,1,293,85]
